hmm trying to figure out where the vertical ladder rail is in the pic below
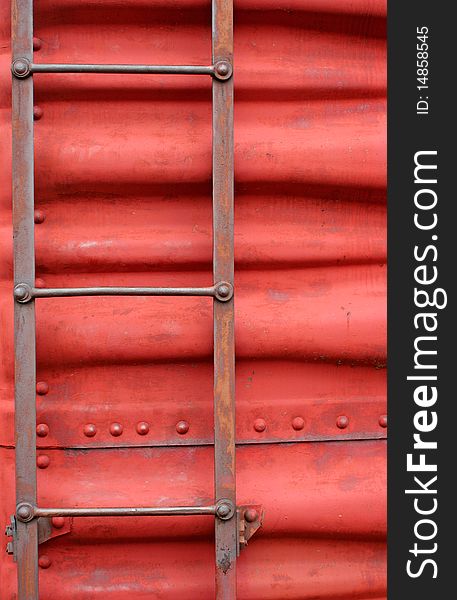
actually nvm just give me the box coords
[11,0,238,597]
[212,1,236,597]
[12,0,39,598]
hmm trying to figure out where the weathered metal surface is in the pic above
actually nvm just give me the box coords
[212,0,236,593]
[0,442,386,597]
[1,0,386,597]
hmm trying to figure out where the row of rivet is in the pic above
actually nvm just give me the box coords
[36,384,387,441]
[37,384,387,437]
[36,420,190,441]
[36,414,387,445]
[254,415,387,431]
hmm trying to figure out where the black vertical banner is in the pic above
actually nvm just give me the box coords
[388,2,454,598]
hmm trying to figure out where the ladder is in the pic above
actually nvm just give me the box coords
[9,1,259,598]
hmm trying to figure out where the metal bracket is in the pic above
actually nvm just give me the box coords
[237,506,263,556]
[5,516,72,560]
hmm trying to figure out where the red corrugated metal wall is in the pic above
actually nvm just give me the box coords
[0,0,386,597]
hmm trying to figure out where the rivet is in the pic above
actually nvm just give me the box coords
[33,37,42,51]
[36,423,49,438]
[253,418,266,433]
[13,283,32,303]
[35,278,46,288]
[33,106,43,121]
[215,281,233,301]
[215,499,235,520]
[39,555,52,569]
[218,284,230,297]
[34,209,46,224]
[11,58,31,78]
[379,415,388,428]
[217,503,230,518]
[217,62,229,75]
[244,508,258,523]
[176,420,189,435]
[109,422,123,437]
[37,454,50,469]
[136,421,149,435]
[336,415,349,429]
[292,417,305,431]
[36,381,49,395]
[214,60,232,80]
[83,423,97,438]
[13,59,28,75]
[51,517,65,529]
[16,503,34,522]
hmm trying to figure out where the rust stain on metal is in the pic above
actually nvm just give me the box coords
[218,549,232,575]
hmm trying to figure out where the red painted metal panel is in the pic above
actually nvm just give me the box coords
[0,0,386,598]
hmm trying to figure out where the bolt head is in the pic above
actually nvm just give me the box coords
[176,420,189,435]
[83,423,97,437]
[216,500,235,520]
[379,415,388,428]
[244,508,258,523]
[51,517,65,529]
[109,422,123,437]
[336,415,349,429]
[39,555,52,569]
[217,503,230,517]
[12,58,30,78]
[33,37,42,51]
[216,281,233,302]
[13,284,31,302]
[16,503,34,522]
[217,284,230,297]
[37,454,50,469]
[36,423,49,438]
[215,281,233,301]
[254,418,266,433]
[214,60,232,80]
[217,63,229,75]
[136,421,150,435]
[36,381,49,395]
[292,416,305,431]
[216,500,234,520]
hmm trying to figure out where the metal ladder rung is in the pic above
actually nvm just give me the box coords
[12,58,232,80]
[13,282,233,303]
[16,502,235,520]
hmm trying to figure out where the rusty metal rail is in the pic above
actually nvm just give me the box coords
[11,0,236,598]
[13,282,234,303]
[12,57,232,79]
[16,502,236,520]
